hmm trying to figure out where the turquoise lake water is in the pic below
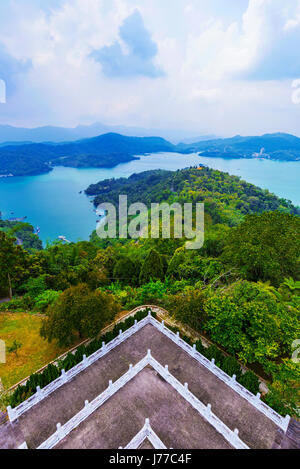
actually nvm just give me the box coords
[0,152,299,244]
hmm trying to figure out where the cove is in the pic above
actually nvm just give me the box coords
[0,152,299,244]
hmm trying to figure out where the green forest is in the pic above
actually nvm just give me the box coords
[0,219,43,252]
[0,167,299,417]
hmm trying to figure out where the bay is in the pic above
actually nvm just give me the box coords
[0,152,299,244]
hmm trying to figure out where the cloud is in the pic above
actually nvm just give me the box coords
[182,0,300,82]
[1,0,300,137]
[0,44,31,99]
[238,0,300,80]
[91,9,163,78]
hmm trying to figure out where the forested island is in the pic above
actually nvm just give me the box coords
[86,167,300,223]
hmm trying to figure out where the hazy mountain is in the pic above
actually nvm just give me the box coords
[180,133,300,161]
[0,133,176,176]
[1,131,300,178]
[0,123,211,145]
[178,134,218,144]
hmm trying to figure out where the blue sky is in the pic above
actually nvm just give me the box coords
[0,0,300,136]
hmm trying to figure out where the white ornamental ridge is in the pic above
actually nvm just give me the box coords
[9,311,290,433]
[120,418,167,450]
[33,350,249,450]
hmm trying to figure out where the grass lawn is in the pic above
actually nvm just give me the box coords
[0,308,135,392]
[0,312,68,390]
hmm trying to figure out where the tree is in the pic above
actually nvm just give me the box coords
[167,247,186,279]
[199,224,230,258]
[221,356,242,380]
[113,257,140,286]
[238,371,260,395]
[168,247,224,283]
[34,290,61,312]
[40,283,118,346]
[93,247,116,278]
[278,277,300,306]
[136,280,168,304]
[8,222,43,251]
[139,249,164,285]
[263,360,300,417]
[81,290,119,338]
[282,277,300,293]
[167,288,207,332]
[0,232,29,299]
[221,212,300,286]
[204,281,300,366]
[21,275,47,298]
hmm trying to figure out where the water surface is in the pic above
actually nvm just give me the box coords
[0,152,299,244]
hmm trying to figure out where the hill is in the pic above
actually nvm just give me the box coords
[179,133,300,161]
[0,123,209,145]
[1,131,300,177]
[86,167,300,228]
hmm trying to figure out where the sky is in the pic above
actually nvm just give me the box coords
[1,0,300,137]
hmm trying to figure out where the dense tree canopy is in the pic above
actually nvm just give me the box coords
[1,167,299,417]
[221,212,300,286]
[139,249,164,285]
[0,232,41,298]
[40,284,118,346]
[113,257,141,286]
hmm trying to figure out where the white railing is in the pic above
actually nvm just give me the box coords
[7,315,150,423]
[18,442,28,449]
[121,418,167,450]
[147,352,248,450]
[147,315,291,433]
[9,310,290,434]
[37,355,149,449]
[7,306,153,395]
[35,351,248,450]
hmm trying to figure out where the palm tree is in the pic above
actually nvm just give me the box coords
[257,281,282,300]
[282,277,300,292]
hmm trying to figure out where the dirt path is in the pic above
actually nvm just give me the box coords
[0,298,9,304]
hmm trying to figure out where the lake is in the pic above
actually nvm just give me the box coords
[0,152,299,244]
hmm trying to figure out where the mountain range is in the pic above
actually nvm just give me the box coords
[0,123,216,145]
[0,133,175,176]
[179,133,300,161]
[0,131,299,177]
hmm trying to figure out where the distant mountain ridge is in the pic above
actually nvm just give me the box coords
[0,123,212,145]
[180,132,300,161]
[0,131,300,177]
[0,133,176,176]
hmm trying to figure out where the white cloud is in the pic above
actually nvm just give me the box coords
[0,0,300,136]
[91,10,163,78]
[0,79,6,104]
[180,0,300,82]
